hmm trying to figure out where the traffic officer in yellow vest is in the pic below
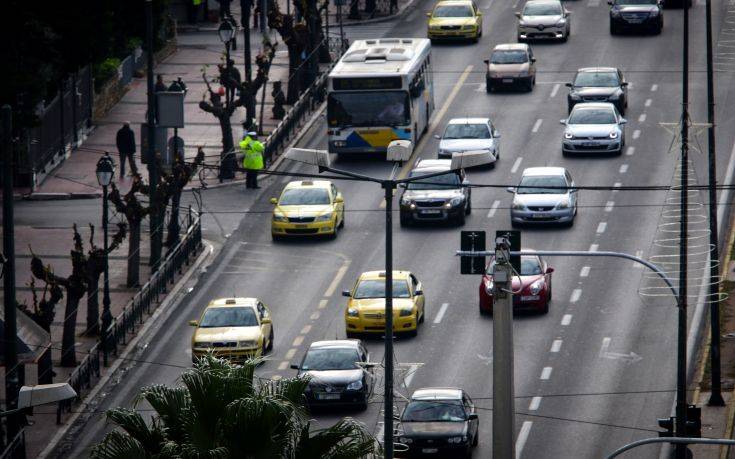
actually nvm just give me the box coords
[241,131,264,189]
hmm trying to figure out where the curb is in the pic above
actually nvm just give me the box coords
[39,240,216,459]
[23,192,102,201]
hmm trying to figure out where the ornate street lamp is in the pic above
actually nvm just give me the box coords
[95,154,115,366]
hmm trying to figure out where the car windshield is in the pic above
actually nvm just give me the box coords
[406,171,461,190]
[517,175,568,194]
[443,123,491,139]
[486,256,543,275]
[199,307,258,328]
[353,279,411,298]
[279,188,330,205]
[490,50,528,64]
[433,4,473,16]
[573,71,620,87]
[402,400,466,422]
[616,0,657,4]
[568,108,617,124]
[523,3,562,15]
[328,91,410,127]
[301,348,361,371]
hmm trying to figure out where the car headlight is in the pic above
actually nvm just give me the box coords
[611,9,621,17]
[650,9,660,16]
[463,25,475,30]
[273,213,288,222]
[555,19,566,27]
[448,436,468,443]
[609,131,619,139]
[556,198,570,209]
[512,201,526,210]
[398,437,413,444]
[347,307,359,317]
[400,196,411,206]
[347,379,363,390]
[238,340,258,348]
[447,197,464,207]
[530,279,544,295]
[315,212,333,222]
[399,307,414,317]
[519,20,527,27]
[564,131,574,140]
[439,148,451,156]
[194,341,212,349]
[569,93,581,100]
[485,279,494,292]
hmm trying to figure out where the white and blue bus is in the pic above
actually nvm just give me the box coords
[327,38,435,155]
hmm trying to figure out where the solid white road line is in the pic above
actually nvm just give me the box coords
[633,130,641,139]
[434,303,450,324]
[619,164,629,174]
[324,263,350,297]
[638,113,647,123]
[589,243,599,252]
[550,339,563,352]
[487,200,500,218]
[404,364,421,387]
[529,396,542,411]
[597,222,607,234]
[540,367,552,380]
[532,119,543,133]
[511,157,523,174]
[570,289,582,303]
[651,84,658,91]
[605,201,615,212]
[626,146,635,156]
[645,98,652,107]
[516,421,533,459]
[580,266,590,277]
[561,314,572,325]
[550,83,560,98]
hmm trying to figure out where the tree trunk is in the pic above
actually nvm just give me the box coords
[61,291,83,367]
[286,45,301,104]
[38,349,53,384]
[128,219,141,287]
[166,190,182,249]
[85,270,102,336]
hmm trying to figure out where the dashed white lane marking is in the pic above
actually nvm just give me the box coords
[540,367,553,380]
[651,84,658,92]
[645,98,652,107]
[529,396,542,411]
[635,249,644,268]
[272,375,282,380]
[550,83,560,98]
[589,243,599,252]
[532,119,543,133]
[324,263,350,297]
[613,182,622,192]
[580,266,590,277]
[285,348,297,359]
[487,200,500,218]
[292,336,305,347]
[379,199,387,209]
[278,361,289,370]
[570,289,582,303]
[516,421,533,459]
[551,339,563,352]
[475,83,486,93]
[377,423,385,444]
[511,157,523,173]
[561,314,572,326]
[638,113,647,123]
[626,146,635,156]
[605,201,615,212]
[619,164,629,174]
[318,299,328,309]
[404,364,421,387]
[300,325,312,334]
[310,311,320,320]
[633,129,641,139]
[599,337,612,358]
[587,0,601,6]
[434,303,450,324]
[596,222,607,234]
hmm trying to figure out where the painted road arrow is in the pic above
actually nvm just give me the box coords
[599,337,643,363]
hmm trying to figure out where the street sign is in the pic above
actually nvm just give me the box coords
[496,230,521,274]
[460,230,486,275]
[156,91,185,128]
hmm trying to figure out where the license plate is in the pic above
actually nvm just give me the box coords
[581,142,597,147]
[420,209,441,215]
[295,224,307,228]
[532,213,546,219]
[502,78,513,83]
[316,393,341,400]
[422,448,439,454]
[521,295,540,301]
[627,18,643,23]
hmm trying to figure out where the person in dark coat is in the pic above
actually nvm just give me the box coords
[115,122,138,178]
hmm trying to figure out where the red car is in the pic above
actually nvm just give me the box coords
[479,254,553,314]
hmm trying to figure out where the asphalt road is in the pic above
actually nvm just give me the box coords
[59,0,735,457]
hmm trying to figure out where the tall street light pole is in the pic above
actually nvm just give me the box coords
[95,155,115,366]
[1,105,20,448]
[145,0,162,270]
[705,0,725,408]
[240,0,253,82]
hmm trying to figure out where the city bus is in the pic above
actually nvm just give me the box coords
[327,38,435,155]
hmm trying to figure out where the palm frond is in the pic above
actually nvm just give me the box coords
[137,384,191,444]
[90,430,150,459]
[104,408,166,453]
[296,418,380,459]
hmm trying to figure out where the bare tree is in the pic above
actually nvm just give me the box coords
[165,148,205,249]
[20,277,62,384]
[84,223,127,336]
[268,7,309,104]
[109,176,150,288]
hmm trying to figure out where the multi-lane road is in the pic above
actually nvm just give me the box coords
[62,0,735,457]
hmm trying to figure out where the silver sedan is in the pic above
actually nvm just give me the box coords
[561,102,627,156]
[508,167,578,227]
[516,0,571,42]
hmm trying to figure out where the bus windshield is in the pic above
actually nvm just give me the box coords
[328,91,410,127]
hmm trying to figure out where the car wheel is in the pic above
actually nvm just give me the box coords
[456,211,466,226]
[486,79,493,93]
[472,432,479,447]
[655,24,663,35]
[465,198,472,215]
[407,327,418,338]
[266,328,274,352]
[346,331,358,339]
[517,35,524,43]
[511,219,519,228]
[272,233,282,242]
[400,212,411,227]
[562,148,569,157]
[565,217,575,228]
[419,309,425,324]
[328,228,338,240]
[540,300,549,315]
[610,22,617,35]
[526,79,533,92]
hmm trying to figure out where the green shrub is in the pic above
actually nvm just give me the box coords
[93,57,121,92]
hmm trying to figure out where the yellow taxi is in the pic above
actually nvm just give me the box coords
[427,0,483,42]
[343,271,425,338]
[189,298,274,363]
[270,180,345,241]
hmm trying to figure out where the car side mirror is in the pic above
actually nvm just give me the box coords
[565,10,571,15]
[530,57,536,63]
[477,11,483,16]
[270,197,278,205]
[426,11,432,16]
[493,131,501,138]
[483,59,489,65]
[415,290,423,296]
[565,83,573,88]
[515,11,521,18]
[607,0,613,4]
[342,290,352,297]
[261,317,272,324]
[570,188,578,194]
[335,196,344,203]
[188,320,199,327]
[290,363,300,370]
[434,134,441,139]
[399,183,407,189]
[394,414,402,421]
[546,267,554,274]
[468,413,479,420]
[620,118,627,124]
[621,82,629,87]
[560,119,567,125]
[506,187,516,193]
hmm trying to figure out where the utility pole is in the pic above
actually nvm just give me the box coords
[146,0,162,270]
[705,0,725,408]
[492,235,515,458]
[2,105,21,447]
[675,0,690,455]
[382,180,395,459]
[240,0,253,82]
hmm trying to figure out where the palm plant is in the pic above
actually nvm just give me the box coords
[91,355,380,459]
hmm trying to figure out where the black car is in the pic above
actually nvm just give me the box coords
[609,0,663,35]
[399,159,471,226]
[395,387,479,458]
[566,67,628,115]
[291,340,373,410]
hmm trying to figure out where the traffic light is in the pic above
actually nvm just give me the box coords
[657,416,674,437]
[685,405,701,438]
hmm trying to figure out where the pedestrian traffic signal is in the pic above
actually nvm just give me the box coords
[685,405,701,438]
[460,231,486,275]
[657,416,674,437]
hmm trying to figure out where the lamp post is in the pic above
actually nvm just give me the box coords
[286,144,490,458]
[95,154,115,367]
[218,20,236,106]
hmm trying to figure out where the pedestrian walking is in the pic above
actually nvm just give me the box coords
[241,131,264,189]
[115,122,138,178]
[155,75,167,93]
[219,0,232,20]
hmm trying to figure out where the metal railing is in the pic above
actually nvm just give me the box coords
[0,429,26,459]
[56,209,202,423]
